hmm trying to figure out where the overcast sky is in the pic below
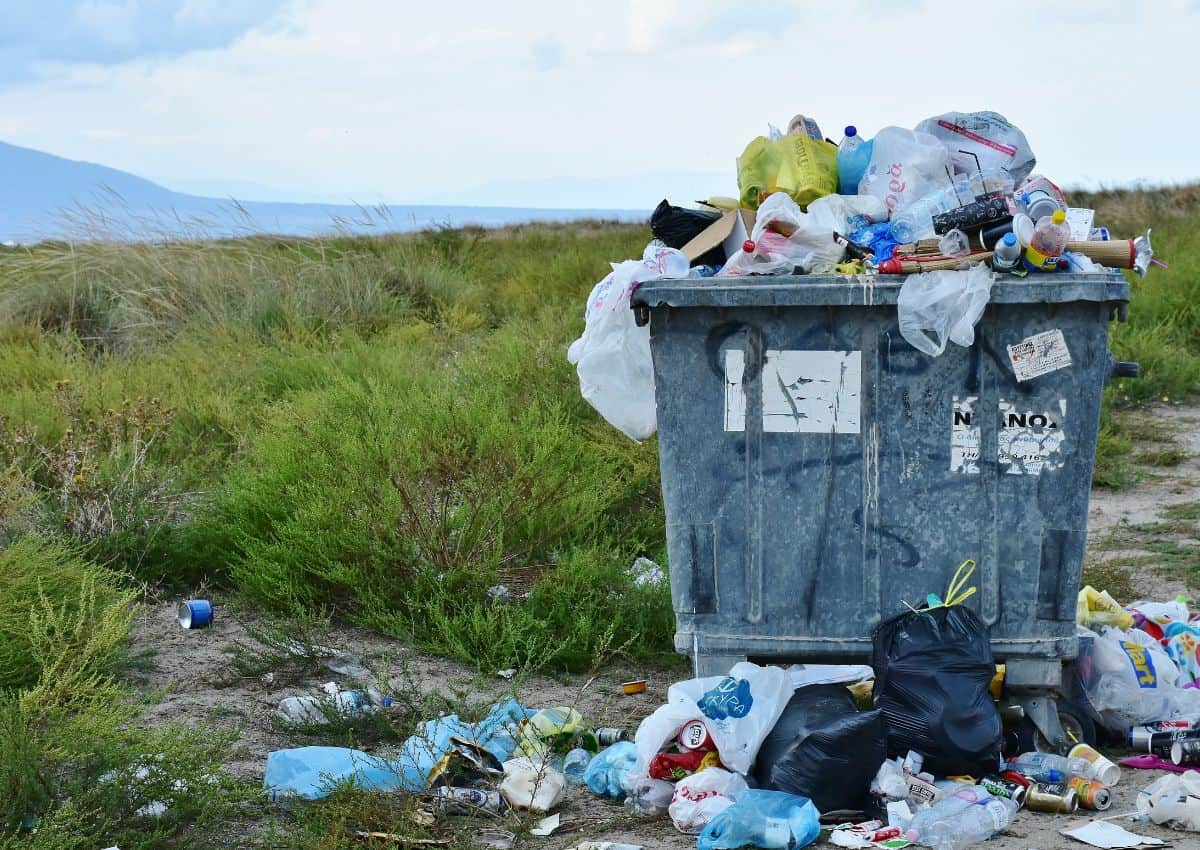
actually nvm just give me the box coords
[1,0,1196,208]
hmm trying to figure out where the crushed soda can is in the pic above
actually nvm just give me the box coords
[433,785,505,814]
[979,775,1028,808]
[679,719,715,751]
[595,727,629,747]
[1172,739,1200,766]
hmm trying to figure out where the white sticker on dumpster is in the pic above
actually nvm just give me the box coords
[1007,329,1072,382]
[998,399,1067,475]
[724,349,747,432]
[951,396,981,474]
[761,350,861,434]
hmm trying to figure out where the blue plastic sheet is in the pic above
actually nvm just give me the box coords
[264,698,527,800]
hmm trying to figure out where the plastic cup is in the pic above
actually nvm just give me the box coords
[178,599,214,629]
[1069,743,1120,786]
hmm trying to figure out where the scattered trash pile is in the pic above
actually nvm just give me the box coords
[251,576,1200,849]
[568,110,1163,441]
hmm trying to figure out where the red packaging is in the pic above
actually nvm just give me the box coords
[649,749,715,781]
[1000,770,1032,787]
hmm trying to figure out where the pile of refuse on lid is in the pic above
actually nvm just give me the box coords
[652,110,1159,280]
[260,575,1200,849]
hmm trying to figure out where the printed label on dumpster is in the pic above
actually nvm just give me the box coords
[1007,329,1072,382]
[760,350,861,434]
[724,349,747,432]
[998,399,1067,475]
[951,396,981,474]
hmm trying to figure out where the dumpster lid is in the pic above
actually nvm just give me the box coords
[630,272,1130,310]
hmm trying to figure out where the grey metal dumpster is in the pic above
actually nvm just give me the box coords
[630,271,1134,748]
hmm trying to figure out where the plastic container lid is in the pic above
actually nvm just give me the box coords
[1052,209,1067,225]
[844,125,857,137]
[1013,214,1035,246]
[743,240,755,253]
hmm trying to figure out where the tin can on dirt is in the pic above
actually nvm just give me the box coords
[1130,727,1200,754]
[679,719,715,751]
[621,680,647,695]
[1066,777,1112,811]
[178,599,213,629]
[432,786,504,814]
[595,727,629,747]
[979,775,1028,808]
[1171,739,1200,766]
[1026,782,1078,814]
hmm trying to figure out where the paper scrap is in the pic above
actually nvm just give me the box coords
[1008,329,1072,382]
[530,813,561,836]
[1062,821,1166,849]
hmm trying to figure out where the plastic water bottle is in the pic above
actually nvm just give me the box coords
[837,126,873,195]
[888,191,955,243]
[1008,751,1094,782]
[915,798,1018,850]
[1023,209,1071,272]
[992,232,1022,271]
[563,748,591,784]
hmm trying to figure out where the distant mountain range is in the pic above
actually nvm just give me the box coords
[0,141,649,243]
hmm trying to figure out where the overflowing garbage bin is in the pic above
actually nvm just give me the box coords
[629,271,1135,748]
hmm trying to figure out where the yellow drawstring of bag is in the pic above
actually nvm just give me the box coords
[924,559,978,609]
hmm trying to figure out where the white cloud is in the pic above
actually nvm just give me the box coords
[0,0,1196,208]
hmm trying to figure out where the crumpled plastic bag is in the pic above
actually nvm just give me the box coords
[632,662,793,778]
[499,757,566,812]
[915,111,1036,184]
[1136,770,1200,831]
[1078,585,1134,631]
[1075,626,1200,729]
[669,767,749,834]
[857,127,949,215]
[583,740,637,799]
[567,243,688,441]
[697,789,821,850]
[737,133,838,211]
[897,264,993,357]
[765,709,888,814]
[264,699,526,799]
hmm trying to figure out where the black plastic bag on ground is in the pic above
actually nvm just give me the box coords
[872,604,1002,777]
[767,710,887,813]
[649,200,722,266]
[752,685,886,813]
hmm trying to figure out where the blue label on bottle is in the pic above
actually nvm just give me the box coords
[697,676,753,720]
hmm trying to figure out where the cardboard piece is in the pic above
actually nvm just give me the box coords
[681,209,756,264]
[1061,821,1166,849]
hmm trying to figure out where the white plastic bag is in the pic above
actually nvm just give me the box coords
[897,264,993,357]
[857,127,950,215]
[1076,626,1199,729]
[914,111,1036,184]
[499,757,566,812]
[632,662,793,777]
[567,244,688,441]
[669,767,749,834]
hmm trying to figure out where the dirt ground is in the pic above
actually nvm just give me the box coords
[126,403,1200,848]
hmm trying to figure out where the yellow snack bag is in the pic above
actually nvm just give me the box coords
[1077,585,1133,630]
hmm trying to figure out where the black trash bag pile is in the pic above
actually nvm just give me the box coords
[649,200,723,266]
[753,684,887,814]
[871,604,1003,777]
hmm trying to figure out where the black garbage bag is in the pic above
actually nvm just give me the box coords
[872,604,1002,777]
[752,685,886,813]
[649,200,722,266]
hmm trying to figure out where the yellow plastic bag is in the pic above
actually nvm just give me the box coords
[736,134,838,211]
[1077,585,1133,630]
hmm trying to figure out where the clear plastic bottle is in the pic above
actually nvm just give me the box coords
[917,798,1018,850]
[563,748,591,784]
[1023,209,1071,272]
[992,232,1022,271]
[888,169,1016,244]
[1008,751,1094,782]
[837,126,873,195]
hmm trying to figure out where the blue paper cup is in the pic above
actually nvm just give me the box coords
[178,599,213,629]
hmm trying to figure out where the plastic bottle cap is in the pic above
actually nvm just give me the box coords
[1002,233,1017,246]
[844,125,857,137]
[742,240,755,253]
[1052,209,1067,224]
